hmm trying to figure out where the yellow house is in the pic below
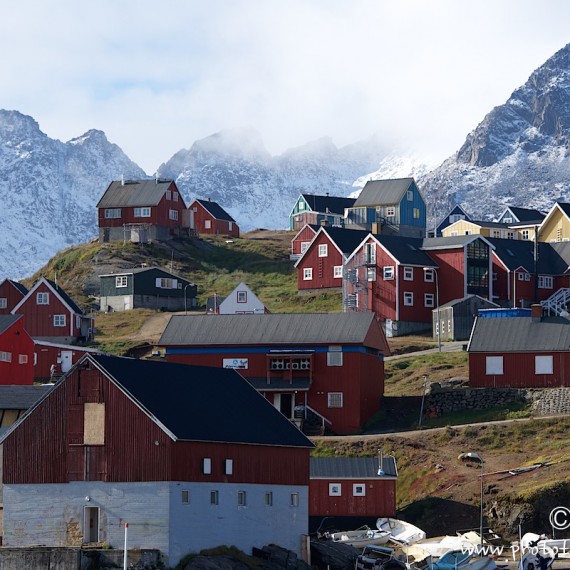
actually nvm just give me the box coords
[538,202,570,243]
[442,219,519,239]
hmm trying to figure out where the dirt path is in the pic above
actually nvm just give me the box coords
[128,311,204,342]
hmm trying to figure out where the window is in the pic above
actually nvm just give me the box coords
[298,201,305,210]
[450,231,458,236]
[353,484,366,496]
[290,493,299,507]
[104,208,121,218]
[237,491,247,506]
[403,267,413,281]
[0,352,12,362]
[413,208,420,219]
[205,220,211,229]
[116,276,128,288]
[303,268,313,281]
[134,207,151,217]
[383,266,394,280]
[535,355,553,375]
[424,269,434,282]
[493,272,497,281]
[37,292,49,305]
[525,273,531,281]
[449,214,465,223]
[157,278,177,289]
[237,291,247,303]
[329,483,342,496]
[229,222,233,231]
[407,189,414,201]
[300,241,310,253]
[507,231,515,240]
[493,230,501,238]
[424,293,434,308]
[367,267,376,282]
[538,275,554,289]
[328,392,344,408]
[53,314,66,327]
[210,490,219,505]
[0,298,6,309]
[503,217,513,224]
[181,490,190,504]
[174,192,179,202]
[333,266,343,278]
[364,242,376,264]
[486,356,504,375]
[203,458,212,475]
[166,190,172,200]
[327,346,343,366]
[518,273,526,281]
[522,230,530,240]
[169,209,179,221]
[464,230,472,235]
[386,206,396,218]
[264,492,273,506]
[225,459,233,475]
[316,244,327,257]
[403,292,414,306]
[19,354,28,364]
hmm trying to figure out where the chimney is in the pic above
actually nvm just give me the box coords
[531,304,543,322]
[121,175,125,186]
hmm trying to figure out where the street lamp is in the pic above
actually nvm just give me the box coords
[424,267,441,352]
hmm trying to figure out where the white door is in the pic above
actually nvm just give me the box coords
[61,351,73,373]
[124,296,131,310]
[84,506,100,543]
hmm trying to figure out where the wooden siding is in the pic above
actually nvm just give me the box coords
[0,282,26,315]
[539,208,570,243]
[297,232,344,290]
[398,181,426,229]
[291,226,317,255]
[190,201,240,237]
[309,479,396,517]
[100,269,194,299]
[0,319,34,384]
[469,352,570,388]
[290,196,309,230]
[34,344,98,381]
[396,266,437,324]
[426,250,466,303]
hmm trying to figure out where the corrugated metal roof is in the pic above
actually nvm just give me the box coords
[0,314,23,335]
[301,194,356,214]
[488,238,569,274]
[96,179,173,208]
[376,235,436,267]
[159,312,381,347]
[0,384,53,409]
[92,354,313,447]
[323,227,370,254]
[469,316,570,352]
[195,199,235,222]
[310,456,397,478]
[353,178,414,207]
[422,235,488,250]
[438,295,498,310]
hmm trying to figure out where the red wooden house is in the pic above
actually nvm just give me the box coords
[189,199,239,237]
[97,179,190,243]
[309,455,397,532]
[290,224,319,260]
[0,279,28,315]
[468,305,570,388]
[159,312,390,435]
[12,278,93,343]
[34,340,101,382]
[0,315,34,385]
[2,354,312,566]
[295,227,369,292]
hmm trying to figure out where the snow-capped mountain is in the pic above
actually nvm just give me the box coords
[0,110,145,279]
[421,43,570,224]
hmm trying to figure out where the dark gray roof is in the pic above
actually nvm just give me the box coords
[376,235,437,267]
[504,207,545,223]
[1,279,28,296]
[0,384,53,409]
[468,316,570,352]
[488,238,569,274]
[91,354,313,447]
[422,235,490,250]
[96,179,174,208]
[0,314,23,335]
[46,280,84,315]
[195,199,236,223]
[322,227,371,255]
[301,194,356,214]
[556,203,570,218]
[99,266,195,284]
[159,313,383,348]
[310,456,397,478]
[463,220,515,229]
[438,295,499,310]
[353,178,414,207]
[247,377,311,391]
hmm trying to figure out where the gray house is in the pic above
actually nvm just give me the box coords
[433,295,499,341]
[99,267,197,312]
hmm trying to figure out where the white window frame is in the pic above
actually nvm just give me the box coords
[0,352,12,362]
[403,292,414,306]
[169,209,179,221]
[53,314,66,327]
[413,207,420,219]
[535,355,553,375]
[403,267,413,281]
[538,275,554,289]
[19,354,28,364]
[518,273,525,281]
[329,483,342,496]
[37,292,49,305]
[407,189,414,201]
[203,458,212,475]
[0,298,7,309]
[225,459,233,475]
[298,201,305,210]
[104,208,121,218]
[303,268,313,281]
[116,276,128,288]
[134,207,151,217]
[424,269,435,282]
[486,356,504,375]
[174,192,179,202]
[424,293,434,308]
[367,267,376,282]
[353,483,366,497]
[166,190,172,200]
[328,392,344,408]
[205,219,212,229]
[333,265,343,279]
[364,242,376,264]
[522,230,529,240]
[386,206,396,218]
[300,241,310,253]
[318,244,328,257]
[237,291,247,303]
[383,266,394,280]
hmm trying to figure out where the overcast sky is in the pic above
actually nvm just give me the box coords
[3,1,570,173]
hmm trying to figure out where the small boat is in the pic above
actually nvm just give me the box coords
[426,549,472,570]
[328,525,391,548]
[521,532,570,559]
[376,518,427,545]
[517,546,555,570]
[414,534,482,557]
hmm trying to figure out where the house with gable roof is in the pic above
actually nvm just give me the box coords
[291,224,320,260]
[214,282,268,314]
[11,277,93,343]
[345,178,426,238]
[0,279,28,315]
[442,219,520,240]
[496,206,545,241]
[2,354,312,566]
[432,204,472,237]
[189,198,239,237]
[97,179,190,243]
[289,194,356,231]
[159,312,390,435]
[0,315,34,384]
[537,202,570,243]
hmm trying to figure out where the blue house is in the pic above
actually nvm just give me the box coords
[345,178,426,238]
[433,204,472,237]
[289,194,356,231]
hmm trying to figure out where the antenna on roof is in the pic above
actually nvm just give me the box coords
[121,175,125,186]
[54,271,58,289]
